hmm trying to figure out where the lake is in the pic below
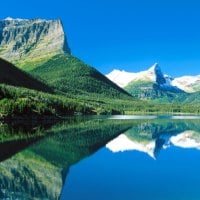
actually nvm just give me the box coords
[0,116,200,200]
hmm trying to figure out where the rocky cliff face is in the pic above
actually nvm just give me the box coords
[0,17,70,64]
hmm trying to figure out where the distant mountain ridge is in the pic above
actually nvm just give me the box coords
[172,75,200,93]
[107,64,200,101]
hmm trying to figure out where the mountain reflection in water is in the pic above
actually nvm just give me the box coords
[0,117,200,199]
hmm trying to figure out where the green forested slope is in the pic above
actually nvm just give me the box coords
[31,54,131,99]
[124,80,187,103]
[0,84,95,118]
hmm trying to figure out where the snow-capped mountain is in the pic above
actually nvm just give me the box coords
[106,63,200,100]
[107,63,178,90]
[106,63,161,88]
[106,63,184,99]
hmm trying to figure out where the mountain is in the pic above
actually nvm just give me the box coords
[31,54,131,99]
[0,17,135,118]
[106,63,164,88]
[1,17,200,116]
[0,17,131,100]
[0,57,52,93]
[107,63,185,101]
[0,17,70,70]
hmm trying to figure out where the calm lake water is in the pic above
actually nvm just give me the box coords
[1,116,200,199]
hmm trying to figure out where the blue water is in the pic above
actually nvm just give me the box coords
[61,145,200,200]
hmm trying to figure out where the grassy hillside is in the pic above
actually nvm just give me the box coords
[30,54,131,99]
[0,58,53,93]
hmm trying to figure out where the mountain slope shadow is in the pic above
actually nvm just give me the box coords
[0,58,53,93]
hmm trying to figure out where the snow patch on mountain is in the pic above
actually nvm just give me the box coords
[106,63,183,93]
[106,63,160,88]
[172,75,200,93]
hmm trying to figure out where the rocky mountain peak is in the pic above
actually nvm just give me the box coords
[0,17,70,64]
[148,63,160,72]
[147,63,166,84]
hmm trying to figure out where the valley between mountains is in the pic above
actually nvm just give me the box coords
[0,17,200,119]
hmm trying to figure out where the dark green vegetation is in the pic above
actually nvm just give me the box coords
[0,58,52,93]
[0,84,95,118]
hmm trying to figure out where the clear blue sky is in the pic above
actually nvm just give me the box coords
[1,0,200,77]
